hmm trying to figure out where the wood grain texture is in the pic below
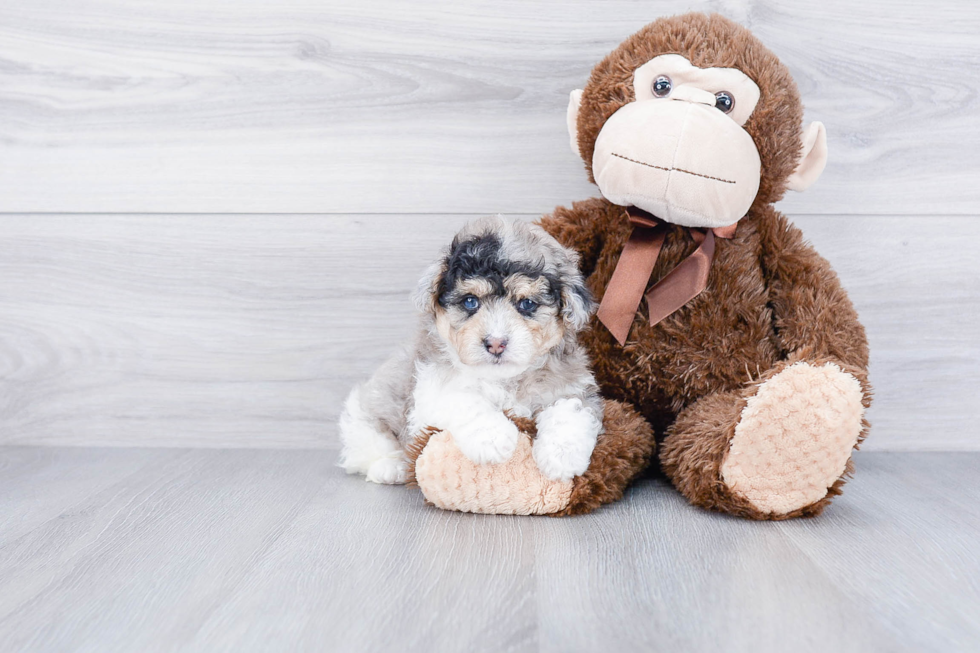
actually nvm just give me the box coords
[1,0,978,215]
[0,214,470,448]
[0,447,185,547]
[0,448,977,652]
[1,214,976,450]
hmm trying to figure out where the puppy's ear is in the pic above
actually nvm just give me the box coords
[413,260,446,314]
[560,279,595,331]
[557,255,595,331]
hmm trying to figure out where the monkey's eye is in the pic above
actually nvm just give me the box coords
[517,298,538,314]
[461,295,480,312]
[652,75,672,98]
[714,91,735,114]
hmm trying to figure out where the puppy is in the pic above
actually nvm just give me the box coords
[338,215,604,485]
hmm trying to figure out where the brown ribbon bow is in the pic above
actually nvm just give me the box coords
[596,207,738,346]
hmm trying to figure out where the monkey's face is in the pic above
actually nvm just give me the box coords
[567,15,829,228]
[579,55,761,228]
[592,55,761,228]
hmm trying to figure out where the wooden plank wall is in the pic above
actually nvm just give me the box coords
[1,1,977,450]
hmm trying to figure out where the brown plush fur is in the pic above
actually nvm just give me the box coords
[539,12,872,520]
[404,426,438,495]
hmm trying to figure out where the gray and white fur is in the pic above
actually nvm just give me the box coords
[338,215,604,484]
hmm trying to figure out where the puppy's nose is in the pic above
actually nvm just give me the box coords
[484,336,508,356]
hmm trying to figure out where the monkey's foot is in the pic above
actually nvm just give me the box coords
[720,362,864,516]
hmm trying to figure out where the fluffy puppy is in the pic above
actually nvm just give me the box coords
[338,215,604,485]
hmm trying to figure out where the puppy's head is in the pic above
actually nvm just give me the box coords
[415,216,594,377]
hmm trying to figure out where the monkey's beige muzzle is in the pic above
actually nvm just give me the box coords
[591,99,762,229]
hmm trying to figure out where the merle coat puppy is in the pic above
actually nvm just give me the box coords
[338,215,604,485]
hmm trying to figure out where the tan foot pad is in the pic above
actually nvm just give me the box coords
[413,430,573,515]
[721,362,864,516]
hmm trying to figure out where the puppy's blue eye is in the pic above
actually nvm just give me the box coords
[517,298,538,313]
[462,296,480,311]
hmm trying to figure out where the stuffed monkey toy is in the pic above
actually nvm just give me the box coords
[409,12,870,520]
[538,12,871,519]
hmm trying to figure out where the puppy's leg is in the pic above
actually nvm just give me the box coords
[533,397,602,481]
[338,385,408,484]
[446,402,521,465]
[410,368,519,465]
[410,397,521,465]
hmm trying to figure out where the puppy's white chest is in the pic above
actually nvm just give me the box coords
[468,377,532,418]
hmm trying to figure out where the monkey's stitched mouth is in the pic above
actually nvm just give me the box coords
[610,153,736,185]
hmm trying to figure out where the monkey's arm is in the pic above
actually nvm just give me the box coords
[756,208,870,377]
[537,198,611,278]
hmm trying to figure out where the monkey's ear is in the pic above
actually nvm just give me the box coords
[786,121,828,192]
[567,89,584,159]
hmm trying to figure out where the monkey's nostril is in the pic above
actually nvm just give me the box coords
[484,337,508,356]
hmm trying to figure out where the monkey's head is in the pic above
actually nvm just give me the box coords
[568,12,827,229]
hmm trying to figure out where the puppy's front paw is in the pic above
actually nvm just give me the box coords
[452,414,520,465]
[533,398,601,481]
[532,437,594,482]
[366,454,409,485]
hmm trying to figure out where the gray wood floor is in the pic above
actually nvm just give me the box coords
[1,448,977,653]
